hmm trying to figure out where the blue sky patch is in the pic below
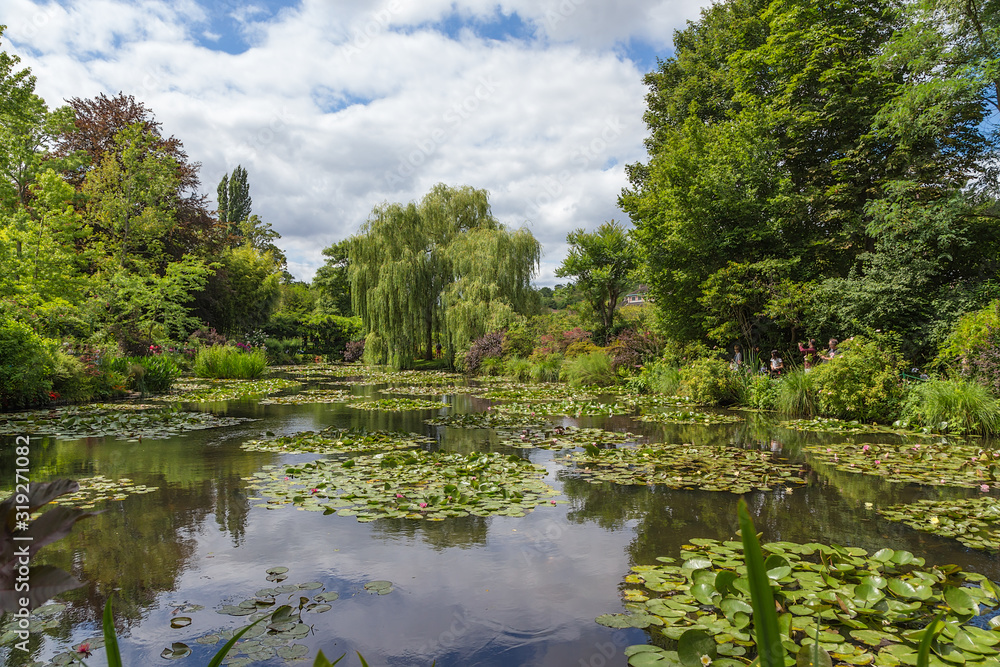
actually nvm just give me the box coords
[193,0,300,54]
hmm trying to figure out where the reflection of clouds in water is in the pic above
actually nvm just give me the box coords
[166,496,637,664]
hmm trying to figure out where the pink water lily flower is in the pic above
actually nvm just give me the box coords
[862,445,870,452]
[981,484,991,492]
[419,502,428,508]
[396,493,404,498]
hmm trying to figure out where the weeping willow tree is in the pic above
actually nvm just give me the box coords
[348,184,540,369]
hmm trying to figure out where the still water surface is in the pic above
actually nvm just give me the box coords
[1,374,997,667]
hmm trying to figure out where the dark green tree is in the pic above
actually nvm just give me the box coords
[621,0,1000,358]
[555,220,638,341]
[313,238,352,316]
[217,165,252,236]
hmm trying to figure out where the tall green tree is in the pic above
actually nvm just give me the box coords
[621,0,1000,358]
[217,165,252,234]
[555,220,638,341]
[313,238,352,316]
[347,184,539,369]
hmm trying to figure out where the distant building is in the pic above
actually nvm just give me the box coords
[621,285,651,306]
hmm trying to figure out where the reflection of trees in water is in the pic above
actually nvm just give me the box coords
[4,432,264,634]
[369,514,490,550]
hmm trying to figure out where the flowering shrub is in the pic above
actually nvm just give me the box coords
[810,335,907,423]
[343,339,365,363]
[465,331,506,374]
[606,329,662,371]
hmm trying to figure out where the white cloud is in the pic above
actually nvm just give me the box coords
[3,0,711,284]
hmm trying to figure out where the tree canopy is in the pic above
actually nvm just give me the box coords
[556,220,638,341]
[345,183,540,369]
[620,0,1000,360]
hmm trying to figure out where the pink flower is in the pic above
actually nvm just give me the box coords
[419,502,428,508]
[981,484,990,493]
[76,643,92,657]
[550,500,557,505]
[310,488,319,494]
[396,494,404,498]
[874,460,880,466]
[862,445,870,452]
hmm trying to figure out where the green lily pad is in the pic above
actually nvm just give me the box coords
[160,642,191,659]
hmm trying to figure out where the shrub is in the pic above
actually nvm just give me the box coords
[187,326,227,348]
[343,339,365,363]
[504,357,532,382]
[564,340,602,358]
[104,355,181,395]
[744,373,778,411]
[50,352,94,403]
[809,335,906,422]
[0,316,54,408]
[641,360,682,396]
[775,369,818,416]
[465,331,506,375]
[607,329,662,372]
[479,357,506,377]
[530,353,564,382]
[898,377,1000,435]
[193,346,267,379]
[678,358,734,405]
[264,337,304,365]
[560,350,616,387]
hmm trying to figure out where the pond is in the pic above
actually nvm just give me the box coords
[1,366,998,667]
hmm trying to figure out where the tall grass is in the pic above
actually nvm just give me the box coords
[193,346,267,379]
[900,377,1000,435]
[644,360,681,395]
[560,350,616,387]
[775,369,818,416]
[530,353,563,382]
[504,356,532,382]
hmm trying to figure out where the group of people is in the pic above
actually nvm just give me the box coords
[731,338,841,378]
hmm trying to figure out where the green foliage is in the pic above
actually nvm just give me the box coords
[529,353,563,383]
[937,299,1000,367]
[555,220,638,341]
[217,165,252,228]
[264,337,304,365]
[193,345,267,379]
[620,0,1000,361]
[733,370,777,411]
[560,350,616,387]
[775,369,818,417]
[639,359,682,396]
[50,351,93,403]
[810,335,907,423]
[349,184,539,369]
[503,356,532,382]
[678,357,734,405]
[103,354,180,395]
[898,377,1000,435]
[0,314,53,407]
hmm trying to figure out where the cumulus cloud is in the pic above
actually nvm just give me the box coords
[3,0,710,284]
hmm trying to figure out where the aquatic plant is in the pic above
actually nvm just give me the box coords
[601,501,1000,666]
[775,369,817,417]
[560,350,617,387]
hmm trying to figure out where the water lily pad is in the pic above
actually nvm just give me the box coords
[879,497,1000,553]
[242,426,433,454]
[160,642,191,659]
[170,616,192,628]
[559,442,808,492]
[246,450,560,522]
[606,536,1000,667]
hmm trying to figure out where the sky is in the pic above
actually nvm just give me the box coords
[3,0,711,285]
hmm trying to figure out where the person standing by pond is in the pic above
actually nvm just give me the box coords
[798,338,818,371]
[769,349,783,377]
[820,338,840,361]
[731,344,743,369]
